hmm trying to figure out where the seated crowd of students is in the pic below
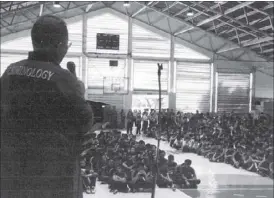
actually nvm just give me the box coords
[80,130,200,194]
[167,111,273,179]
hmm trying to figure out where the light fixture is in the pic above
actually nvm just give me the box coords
[187,10,194,17]
[53,1,61,8]
[85,3,93,12]
[123,1,130,7]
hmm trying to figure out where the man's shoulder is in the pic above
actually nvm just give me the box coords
[3,59,76,82]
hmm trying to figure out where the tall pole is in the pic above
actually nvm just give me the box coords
[151,63,163,198]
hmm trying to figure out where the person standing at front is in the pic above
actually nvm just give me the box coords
[1,15,93,198]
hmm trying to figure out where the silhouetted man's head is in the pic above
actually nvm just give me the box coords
[31,15,69,64]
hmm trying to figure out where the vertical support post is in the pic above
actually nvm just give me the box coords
[251,68,256,111]
[82,14,88,99]
[169,35,176,110]
[249,72,253,112]
[215,72,218,113]
[124,16,133,111]
[210,63,214,112]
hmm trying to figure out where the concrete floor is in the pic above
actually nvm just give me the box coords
[84,133,273,198]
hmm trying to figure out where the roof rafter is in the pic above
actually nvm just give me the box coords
[217,37,274,53]
[207,4,272,32]
[193,2,272,38]
[196,2,254,27]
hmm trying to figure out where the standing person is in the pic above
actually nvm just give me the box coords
[142,111,149,135]
[112,106,118,129]
[126,109,134,134]
[0,15,94,198]
[133,109,138,127]
[136,112,142,135]
[175,111,182,138]
[120,109,126,129]
[148,109,157,137]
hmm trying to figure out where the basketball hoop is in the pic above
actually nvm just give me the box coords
[103,77,129,95]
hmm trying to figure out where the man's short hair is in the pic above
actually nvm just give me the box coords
[185,159,192,165]
[31,15,68,49]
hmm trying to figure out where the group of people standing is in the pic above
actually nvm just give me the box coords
[125,109,186,141]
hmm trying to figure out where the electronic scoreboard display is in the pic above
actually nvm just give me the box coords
[96,33,120,50]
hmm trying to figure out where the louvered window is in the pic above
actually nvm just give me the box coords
[217,73,250,113]
[176,62,211,112]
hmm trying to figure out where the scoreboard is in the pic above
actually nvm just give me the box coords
[96,33,120,50]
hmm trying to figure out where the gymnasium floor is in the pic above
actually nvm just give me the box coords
[84,133,273,198]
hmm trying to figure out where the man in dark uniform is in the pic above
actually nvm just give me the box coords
[1,15,93,198]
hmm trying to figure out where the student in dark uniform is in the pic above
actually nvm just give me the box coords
[126,109,134,134]
[136,112,142,135]
[142,111,149,134]
[1,15,94,198]
[180,160,201,189]
[120,109,126,129]
[110,166,129,194]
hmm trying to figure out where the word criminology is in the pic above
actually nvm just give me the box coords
[6,65,55,81]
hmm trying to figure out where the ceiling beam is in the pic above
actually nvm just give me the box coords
[174,26,194,36]
[217,37,274,53]
[250,42,273,50]
[162,1,179,12]
[1,2,42,17]
[173,7,189,17]
[207,4,272,32]
[196,1,254,27]
[131,1,155,17]
[1,2,103,36]
[134,1,271,61]
[184,2,224,21]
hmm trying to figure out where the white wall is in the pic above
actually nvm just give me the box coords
[255,71,274,99]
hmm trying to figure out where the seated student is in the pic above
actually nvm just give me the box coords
[180,159,201,189]
[129,163,153,192]
[171,165,186,188]
[171,136,183,150]
[167,155,178,171]
[158,150,168,168]
[210,145,225,162]
[99,159,115,184]
[224,145,235,164]
[231,147,244,168]
[80,158,98,194]
[192,140,201,154]
[182,138,191,152]
[269,162,273,179]
[110,166,129,194]
[199,142,213,156]
[157,165,175,190]
[257,151,273,177]
[241,152,257,172]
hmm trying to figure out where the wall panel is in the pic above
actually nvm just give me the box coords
[87,58,126,88]
[133,60,169,91]
[217,73,250,113]
[86,13,128,54]
[1,20,82,53]
[132,23,170,58]
[0,53,27,75]
[176,62,211,112]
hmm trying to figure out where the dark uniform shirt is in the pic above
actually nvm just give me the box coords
[1,51,93,198]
